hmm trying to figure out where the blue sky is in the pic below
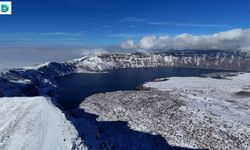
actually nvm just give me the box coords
[0,0,250,68]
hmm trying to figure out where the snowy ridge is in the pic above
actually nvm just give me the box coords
[0,97,85,150]
[70,51,250,72]
[0,61,76,97]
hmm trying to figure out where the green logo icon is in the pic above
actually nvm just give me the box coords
[1,4,9,12]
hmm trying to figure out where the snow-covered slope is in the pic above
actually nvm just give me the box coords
[70,51,250,72]
[79,73,250,150]
[0,97,85,150]
[144,73,250,123]
[0,62,75,97]
[143,73,250,149]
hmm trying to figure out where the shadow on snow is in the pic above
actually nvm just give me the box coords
[64,108,206,150]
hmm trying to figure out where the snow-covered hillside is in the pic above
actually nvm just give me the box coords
[143,73,250,149]
[0,97,85,150]
[70,51,250,72]
[144,73,250,124]
[79,73,250,150]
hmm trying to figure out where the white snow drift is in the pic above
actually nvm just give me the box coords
[144,73,250,148]
[0,97,85,150]
[80,73,250,149]
[144,73,250,123]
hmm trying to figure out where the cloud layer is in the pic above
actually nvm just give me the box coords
[80,48,108,56]
[120,28,250,52]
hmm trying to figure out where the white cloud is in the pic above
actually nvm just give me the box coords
[120,39,135,49]
[140,36,157,49]
[120,28,250,52]
[80,48,108,56]
[118,17,146,22]
[107,33,145,38]
[147,22,231,28]
[101,25,113,28]
[118,17,231,28]
[40,31,85,36]
[40,32,67,35]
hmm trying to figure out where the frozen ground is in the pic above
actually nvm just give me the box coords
[144,73,250,125]
[0,97,85,150]
[80,73,250,150]
[144,73,250,149]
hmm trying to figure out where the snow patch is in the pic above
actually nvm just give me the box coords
[0,97,85,150]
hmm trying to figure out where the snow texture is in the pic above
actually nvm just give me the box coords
[80,73,250,150]
[144,73,250,149]
[0,97,86,150]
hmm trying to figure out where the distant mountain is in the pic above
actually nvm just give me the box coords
[0,50,249,97]
[70,50,250,72]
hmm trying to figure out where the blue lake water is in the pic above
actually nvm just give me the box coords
[56,67,231,109]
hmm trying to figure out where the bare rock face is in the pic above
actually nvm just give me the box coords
[80,91,250,150]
